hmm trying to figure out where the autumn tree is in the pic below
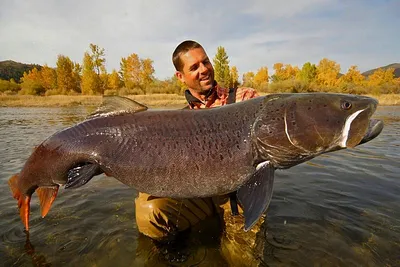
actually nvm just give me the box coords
[140,58,155,93]
[339,65,365,85]
[87,44,107,94]
[120,53,141,90]
[81,52,99,95]
[253,66,269,91]
[19,67,45,95]
[367,68,395,86]
[242,71,255,87]
[213,46,230,87]
[120,54,155,93]
[56,55,77,94]
[0,78,20,94]
[229,66,239,88]
[316,58,341,87]
[40,65,57,92]
[271,63,299,82]
[71,63,82,94]
[108,69,122,90]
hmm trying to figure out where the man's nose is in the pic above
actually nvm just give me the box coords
[199,63,208,73]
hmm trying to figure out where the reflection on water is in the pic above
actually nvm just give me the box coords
[0,106,399,266]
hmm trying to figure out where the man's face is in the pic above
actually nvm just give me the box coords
[176,48,215,94]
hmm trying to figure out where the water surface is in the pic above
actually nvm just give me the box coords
[0,105,399,266]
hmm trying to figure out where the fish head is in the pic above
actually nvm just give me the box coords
[252,93,382,168]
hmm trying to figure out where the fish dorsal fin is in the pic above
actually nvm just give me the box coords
[88,96,148,119]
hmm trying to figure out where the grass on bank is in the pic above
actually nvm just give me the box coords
[0,93,399,108]
[0,94,187,108]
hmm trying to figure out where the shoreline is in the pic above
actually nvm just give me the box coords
[0,93,399,108]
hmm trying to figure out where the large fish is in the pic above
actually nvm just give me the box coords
[8,93,383,232]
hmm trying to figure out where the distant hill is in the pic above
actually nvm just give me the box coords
[362,63,400,78]
[0,60,42,82]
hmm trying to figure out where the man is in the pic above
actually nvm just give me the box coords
[135,40,259,241]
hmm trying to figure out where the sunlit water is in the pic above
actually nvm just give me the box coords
[0,105,399,266]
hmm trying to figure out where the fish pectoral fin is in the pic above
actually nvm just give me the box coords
[87,95,148,119]
[237,161,275,231]
[37,186,59,218]
[65,163,103,189]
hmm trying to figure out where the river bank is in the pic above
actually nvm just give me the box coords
[0,93,399,108]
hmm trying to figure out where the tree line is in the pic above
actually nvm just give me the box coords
[0,44,399,96]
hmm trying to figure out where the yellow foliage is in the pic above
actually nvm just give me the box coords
[108,69,122,90]
[368,68,395,86]
[316,58,341,87]
[253,66,269,91]
[273,63,299,81]
[339,65,365,85]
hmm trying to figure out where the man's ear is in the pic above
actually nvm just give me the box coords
[175,71,185,84]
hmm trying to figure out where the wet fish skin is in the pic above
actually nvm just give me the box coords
[8,93,382,231]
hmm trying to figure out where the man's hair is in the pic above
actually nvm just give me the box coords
[172,40,204,72]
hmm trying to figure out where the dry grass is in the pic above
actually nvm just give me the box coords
[0,94,187,108]
[0,93,399,108]
[366,94,400,106]
[258,92,400,106]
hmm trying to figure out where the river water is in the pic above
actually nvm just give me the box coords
[0,105,399,266]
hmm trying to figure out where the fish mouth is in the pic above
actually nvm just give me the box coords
[357,119,384,146]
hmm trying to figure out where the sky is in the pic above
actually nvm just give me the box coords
[1,0,399,80]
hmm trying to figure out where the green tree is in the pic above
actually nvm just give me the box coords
[229,66,239,88]
[242,71,254,87]
[298,62,317,83]
[213,46,231,87]
[0,78,20,94]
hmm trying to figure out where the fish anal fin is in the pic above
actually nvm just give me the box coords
[37,186,59,218]
[237,161,275,231]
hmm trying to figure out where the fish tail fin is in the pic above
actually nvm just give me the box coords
[36,186,59,218]
[8,174,32,231]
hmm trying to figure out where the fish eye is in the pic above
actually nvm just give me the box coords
[341,101,352,110]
